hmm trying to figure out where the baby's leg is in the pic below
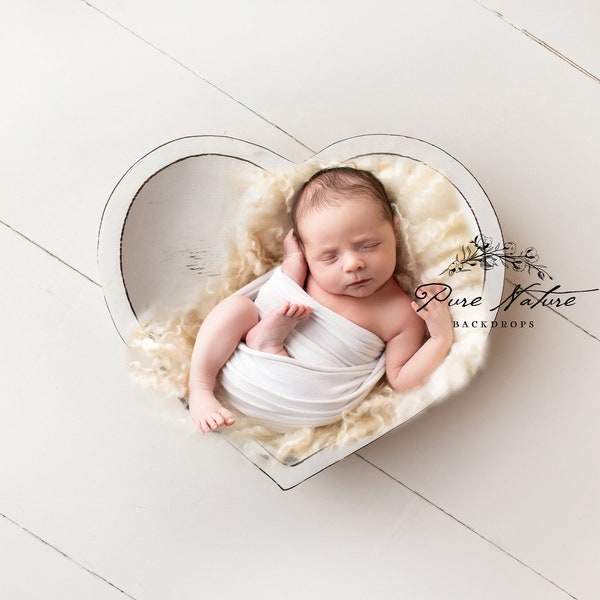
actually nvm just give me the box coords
[188,295,259,433]
[245,301,312,356]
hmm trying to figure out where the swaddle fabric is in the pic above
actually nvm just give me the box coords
[219,267,386,430]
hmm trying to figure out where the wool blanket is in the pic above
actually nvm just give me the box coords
[219,267,387,431]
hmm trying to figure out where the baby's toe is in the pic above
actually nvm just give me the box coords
[296,305,312,320]
[220,409,236,426]
[212,412,225,427]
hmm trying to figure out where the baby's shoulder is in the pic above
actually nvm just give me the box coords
[376,282,423,341]
[381,278,414,309]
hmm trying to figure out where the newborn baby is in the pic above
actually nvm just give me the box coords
[187,167,453,432]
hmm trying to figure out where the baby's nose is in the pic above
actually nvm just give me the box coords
[344,253,365,272]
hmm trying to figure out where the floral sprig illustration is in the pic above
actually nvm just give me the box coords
[441,235,553,281]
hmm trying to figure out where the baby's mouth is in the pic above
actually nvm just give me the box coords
[348,278,371,288]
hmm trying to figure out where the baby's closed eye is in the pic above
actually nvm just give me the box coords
[319,254,337,262]
[360,242,382,250]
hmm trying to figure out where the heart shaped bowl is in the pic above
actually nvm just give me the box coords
[98,134,504,488]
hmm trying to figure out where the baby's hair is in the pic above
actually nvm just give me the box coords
[291,167,396,244]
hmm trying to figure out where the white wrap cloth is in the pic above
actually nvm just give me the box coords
[219,267,387,431]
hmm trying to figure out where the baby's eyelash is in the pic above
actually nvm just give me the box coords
[361,242,381,250]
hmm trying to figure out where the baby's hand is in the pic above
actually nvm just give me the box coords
[411,284,453,344]
[282,229,308,287]
[283,229,303,257]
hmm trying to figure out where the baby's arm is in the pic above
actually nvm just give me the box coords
[385,286,453,392]
[281,229,308,287]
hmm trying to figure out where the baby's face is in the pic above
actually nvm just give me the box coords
[298,193,398,298]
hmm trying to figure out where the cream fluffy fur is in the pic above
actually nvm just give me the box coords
[130,156,489,463]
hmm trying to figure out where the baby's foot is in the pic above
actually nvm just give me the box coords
[189,390,236,433]
[245,301,312,356]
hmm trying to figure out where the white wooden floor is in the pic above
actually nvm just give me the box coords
[1,1,599,598]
